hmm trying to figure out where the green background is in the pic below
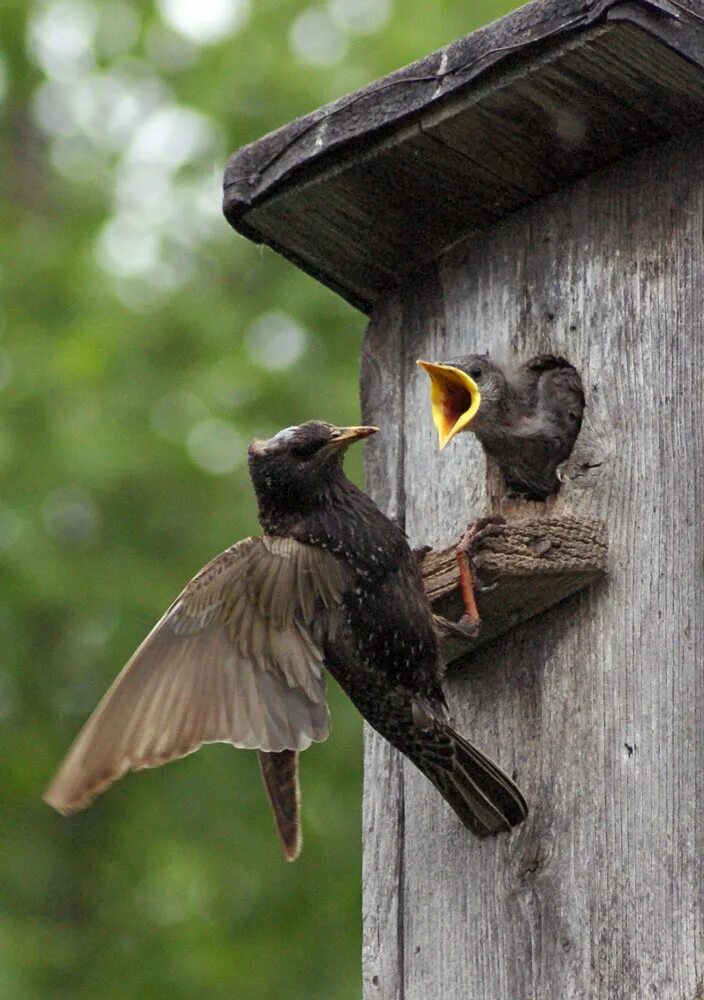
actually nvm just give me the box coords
[1,1,517,996]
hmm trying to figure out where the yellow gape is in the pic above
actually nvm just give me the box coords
[416,361,481,449]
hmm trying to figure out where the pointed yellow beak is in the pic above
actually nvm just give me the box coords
[327,425,379,449]
[416,361,481,449]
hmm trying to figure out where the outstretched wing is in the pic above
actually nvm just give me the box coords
[44,535,350,815]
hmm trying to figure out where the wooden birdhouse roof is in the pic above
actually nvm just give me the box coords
[223,0,704,313]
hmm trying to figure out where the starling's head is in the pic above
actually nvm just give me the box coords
[416,354,507,449]
[248,421,378,520]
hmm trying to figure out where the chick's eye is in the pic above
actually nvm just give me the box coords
[469,366,482,379]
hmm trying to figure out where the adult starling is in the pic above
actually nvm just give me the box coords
[417,353,585,500]
[44,421,527,857]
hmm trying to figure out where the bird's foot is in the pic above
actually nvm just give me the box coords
[434,612,481,642]
[457,516,506,562]
[454,516,506,635]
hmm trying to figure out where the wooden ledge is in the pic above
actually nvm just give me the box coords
[419,515,608,664]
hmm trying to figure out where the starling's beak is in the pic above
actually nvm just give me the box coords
[416,361,481,450]
[326,425,379,450]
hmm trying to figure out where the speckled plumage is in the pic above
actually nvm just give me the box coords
[44,421,526,856]
[251,422,527,837]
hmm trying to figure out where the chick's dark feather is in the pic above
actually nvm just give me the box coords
[452,353,585,499]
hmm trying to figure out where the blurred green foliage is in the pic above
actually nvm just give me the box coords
[1,0,518,996]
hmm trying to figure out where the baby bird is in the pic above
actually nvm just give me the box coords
[418,353,585,500]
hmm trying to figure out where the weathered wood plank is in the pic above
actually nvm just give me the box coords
[422,24,704,202]
[419,516,608,665]
[360,298,405,1000]
[363,129,704,999]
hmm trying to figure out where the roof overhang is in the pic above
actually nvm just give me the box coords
[224,0,704,313]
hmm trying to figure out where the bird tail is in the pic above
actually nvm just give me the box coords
[412,722,528,837]
[258,749,301,861]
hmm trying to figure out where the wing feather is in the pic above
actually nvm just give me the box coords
[44,536,349,815]
[521,355,585,443]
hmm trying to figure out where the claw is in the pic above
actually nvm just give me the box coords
[454,516,506,635]
[433,613,480,643]
[457,515,506,555]
[455,614,481,639]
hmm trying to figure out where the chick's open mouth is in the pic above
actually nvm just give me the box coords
[416,361,481,449]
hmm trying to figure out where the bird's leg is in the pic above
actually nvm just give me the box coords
[457,516,506,630]
[436,516,506,641]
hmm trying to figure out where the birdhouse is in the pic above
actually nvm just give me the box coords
[223,1,704,996]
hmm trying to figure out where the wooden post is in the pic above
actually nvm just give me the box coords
[224,2,704,995]
[361,133,704,998]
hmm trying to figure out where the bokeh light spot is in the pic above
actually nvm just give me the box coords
[244,311,307,371]
[42,487,100,549]
[126,105,219,171]
[290,9,348,67]
[27,0,98,82]
[157,0,250,45]
[95,215,161,278]
[328,0,391,35]
[187,419,245,475]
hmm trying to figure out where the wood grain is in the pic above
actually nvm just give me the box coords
[419,516,607,666]
[362,129,704,999]
[361,297,405,1000]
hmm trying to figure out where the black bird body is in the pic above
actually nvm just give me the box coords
[301,491,444,738]
[251,431,440,716]
[252,429,527,838]
[45,421,527,855]
[419,353,585,500]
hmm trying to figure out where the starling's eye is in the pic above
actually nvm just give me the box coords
[291,440,324,460]
[469,366,482,380]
